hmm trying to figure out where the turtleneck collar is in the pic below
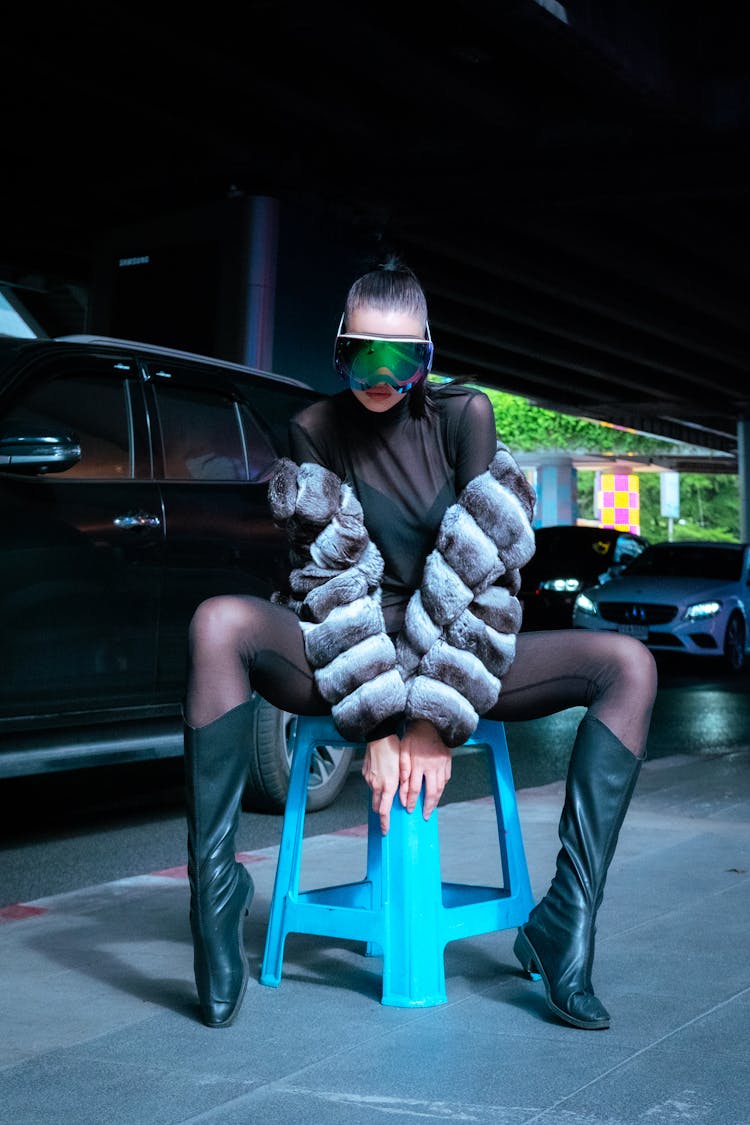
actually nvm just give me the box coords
[341,390,412,429]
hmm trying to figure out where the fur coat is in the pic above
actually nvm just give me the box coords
[268,442,536,747]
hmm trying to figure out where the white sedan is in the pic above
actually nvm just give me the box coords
[572,540,750,672]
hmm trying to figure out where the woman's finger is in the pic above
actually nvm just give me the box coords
[422,773,443,819]
[405,769,424,814]
[378,788,394,835]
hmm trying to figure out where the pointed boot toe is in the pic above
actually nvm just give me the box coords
[514,923,610,1031]
[563,990,610,1031]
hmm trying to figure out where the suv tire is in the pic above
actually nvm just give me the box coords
[242,695,355,813]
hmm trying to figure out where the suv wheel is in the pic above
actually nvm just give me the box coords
[242,695,355,813]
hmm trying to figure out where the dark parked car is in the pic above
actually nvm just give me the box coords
[0,333,355,811]
[519,524,649,630]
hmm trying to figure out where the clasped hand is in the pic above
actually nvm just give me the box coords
[361,719,452,835]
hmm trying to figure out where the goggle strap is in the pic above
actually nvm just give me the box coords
[334,311,432,344]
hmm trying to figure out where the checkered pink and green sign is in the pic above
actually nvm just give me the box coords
[595,472,640,534]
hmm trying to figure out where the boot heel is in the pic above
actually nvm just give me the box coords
[514,928,542,981]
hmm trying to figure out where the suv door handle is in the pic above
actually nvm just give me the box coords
[113,512,161,529]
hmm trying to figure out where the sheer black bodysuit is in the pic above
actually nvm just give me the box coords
[186,385,655,756]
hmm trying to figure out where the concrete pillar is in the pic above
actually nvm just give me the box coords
[529,455,577,528]
[240,196,279,371]
[738,416,750,542]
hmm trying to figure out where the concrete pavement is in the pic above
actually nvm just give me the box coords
[1,746,748,1124]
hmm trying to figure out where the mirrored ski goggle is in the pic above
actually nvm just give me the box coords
[333,319,433,393]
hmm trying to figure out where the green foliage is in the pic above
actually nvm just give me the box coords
[479,387,684,456]
[457,383,741,541]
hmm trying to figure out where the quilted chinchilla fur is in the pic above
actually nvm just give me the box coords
[269,443,536,746]
[269,460,405,740]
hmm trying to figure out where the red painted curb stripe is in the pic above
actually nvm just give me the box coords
[152,852,271,879]
[236,852,272,865]
[0,904,49,924]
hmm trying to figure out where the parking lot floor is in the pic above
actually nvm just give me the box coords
[1,745,749,1125]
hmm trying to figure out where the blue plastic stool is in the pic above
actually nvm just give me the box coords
[260,714,535,1007]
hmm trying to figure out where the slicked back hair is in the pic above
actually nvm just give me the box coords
[344,261,428,327]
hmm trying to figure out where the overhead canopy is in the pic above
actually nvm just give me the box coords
[1,1,748,470]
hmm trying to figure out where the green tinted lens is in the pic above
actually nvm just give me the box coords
[335,336,433,391]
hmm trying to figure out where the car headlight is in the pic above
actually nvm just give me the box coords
[539,578,582,593]
[574,592,599,616]
[684,600,721,621]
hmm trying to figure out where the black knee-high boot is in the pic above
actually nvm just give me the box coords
[513,713,643,1030]
[184,701,255,1028]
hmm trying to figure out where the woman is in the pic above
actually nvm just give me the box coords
[183,258,657,1030]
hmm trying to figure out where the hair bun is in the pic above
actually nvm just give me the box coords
[381,253,405,272]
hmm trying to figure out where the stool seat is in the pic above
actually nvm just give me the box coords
[260,714,534,1007]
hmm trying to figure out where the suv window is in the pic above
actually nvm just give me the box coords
[613,535,645,564]
[3,373,132,479]
[153,384,249,481]
[236,381,316,455]
[237,402,282,481]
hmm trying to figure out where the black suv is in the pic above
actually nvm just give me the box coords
[519,524,649,630]
[0,334,354,811]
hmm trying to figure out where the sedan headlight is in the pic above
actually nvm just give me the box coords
[684,600,721,621]
[574,592,599,616]
[539,578,582,593]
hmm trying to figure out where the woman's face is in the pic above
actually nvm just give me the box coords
[346,305,426,413]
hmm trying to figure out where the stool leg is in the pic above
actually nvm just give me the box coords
[259,728,313,988]
[364,806,384,958]
[380,791,448,1007]
[482,721,535,924]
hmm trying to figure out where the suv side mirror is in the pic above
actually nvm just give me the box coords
[0,428,82,474]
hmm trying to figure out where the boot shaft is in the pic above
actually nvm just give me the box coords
[184,700,255,878]
[554,713,643,907]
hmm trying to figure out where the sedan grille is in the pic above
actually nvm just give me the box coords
[598,602,678,626]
